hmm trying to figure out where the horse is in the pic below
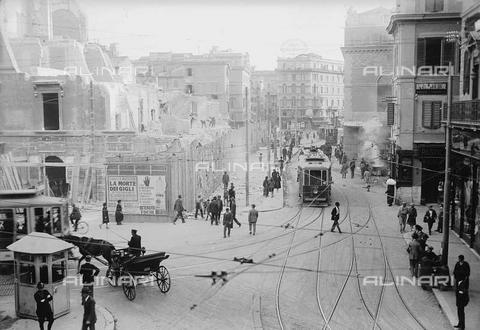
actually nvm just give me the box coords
[62,235,116,271]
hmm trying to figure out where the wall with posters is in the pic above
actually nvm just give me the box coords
[106,163,168,221]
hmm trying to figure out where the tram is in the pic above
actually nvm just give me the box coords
[298,150,332,206]
[0,188,70,261]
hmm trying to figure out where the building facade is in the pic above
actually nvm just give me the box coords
[448,0,480,253]
[341,7,394,163]
[387,0,461,204]
[276,54,344,134]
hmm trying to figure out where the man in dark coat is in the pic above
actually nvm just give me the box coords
[455,278,469,329]
[223,208,233,238]
[100,203,109,229]
[349,159,356,178]
[70,203,82,231]
[453,255,470,290]
[282,147,287,160]
[222,171,229,190]
[81,287,97,330]
[115,200,123,225]
[407,233,421,277]
[128,229,142,256]
[229,198,241,227]
[414,225,429,252]
[217,195,223,224]
[228,183,236,203]
[330,202,342,233]
[423,205,437,235]
[209,197,218,225]
[34,282,53,330]
[79,255,100,296]
[263,176,269,197]
[173,195,185,224]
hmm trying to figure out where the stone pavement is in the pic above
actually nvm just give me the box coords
[343,163,480,329]
[0,283,115,330]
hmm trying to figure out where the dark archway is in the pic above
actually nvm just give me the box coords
[45,156,67,197]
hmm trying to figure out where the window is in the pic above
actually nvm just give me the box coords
[292,97,296,107]
[417,37,455,69]
[282,84,287,94]
[292,74,296,81]
[425,0,444,12]
[300,84,305,94]
[185,85,193,94]
[422,101,442,129]
[52,261,66,283]
[42,93,60,130]
[186,68,192,76]
[0,209,14,249]
[300,97,305,107]
[292,84,296,93]
[19,263,36,284]
[15,208,27,235]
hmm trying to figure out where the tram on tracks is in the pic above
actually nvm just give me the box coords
[0,188,70,262]
[297,148,332,206]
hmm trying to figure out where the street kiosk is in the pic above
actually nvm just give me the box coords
[7,232,74,319]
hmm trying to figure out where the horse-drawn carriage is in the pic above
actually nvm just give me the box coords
[106,248,171,301]
[64,235,171,301]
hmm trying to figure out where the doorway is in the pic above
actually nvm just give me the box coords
[45,156,67,197]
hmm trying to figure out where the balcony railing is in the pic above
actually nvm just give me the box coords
[450,100,480,124]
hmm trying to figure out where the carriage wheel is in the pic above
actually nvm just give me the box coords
[156,266,171,293]
[106,267,117,287]
[122,273,136,301]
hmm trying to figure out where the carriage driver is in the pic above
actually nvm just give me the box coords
[128,229,142,257]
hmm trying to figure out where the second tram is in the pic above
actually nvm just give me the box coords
[298,152,332,206]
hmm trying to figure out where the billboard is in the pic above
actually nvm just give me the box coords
[107,175,166,215]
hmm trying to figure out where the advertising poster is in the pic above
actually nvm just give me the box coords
[107,175,166,215]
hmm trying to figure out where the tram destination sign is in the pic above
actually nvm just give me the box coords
[415,82,447,95]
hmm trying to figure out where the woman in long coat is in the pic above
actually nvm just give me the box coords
[115,200,123,225]
[100,203,109,229]
[407,204,417,231]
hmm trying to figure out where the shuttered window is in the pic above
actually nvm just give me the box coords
[417,37,454,69]
[463,51,471,95]
[422,101,442,129]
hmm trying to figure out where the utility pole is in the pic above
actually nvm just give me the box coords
[266,93,271,174]
[441,62,453,267]
[245,87,250,207]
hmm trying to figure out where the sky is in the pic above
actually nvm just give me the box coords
[79,0,394,70]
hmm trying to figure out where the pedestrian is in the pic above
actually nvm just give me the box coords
[204,199,211,221]
[437,181,444,204]
[173,195,185,224]
[222,171,229,190]
[418,246,439,290]
[274,171,281,191]
[34,282,54,330]
[259,152,263,164]
[115,200,123,225]
[453,255,470,290]
[282,147,287,160]
[385,177,396,206]
[360,158,366,179]
[279,158,285,174]
[268,177,275,198]
[407,233,421,277]
[330,201,342,233]
[436,204,443,233]
[364,166,371,185]
[70,203,82,231]
[195,195,204,219]
[263,176,269,197]
[248,204,258,235]
[128,229,142,256]
[229,197,241,227]
[223,208,233,238]
[414,224,429,252]
[228,183,236,203]
[99,202,109,229]
[217,195,223,224]
[81,287,97,330]
[423,205,437,235]
[455,278,469,330]
[288,147,292,161]
[397,202,408,233]
[79,255,100,296]
[209,196,219,225]
[341,162,348,179]
[349,159,356,178]
[407,203,417,231]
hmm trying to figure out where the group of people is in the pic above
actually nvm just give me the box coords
[397,203,443,235]
[262,169,282,197]
[340,157,357,179]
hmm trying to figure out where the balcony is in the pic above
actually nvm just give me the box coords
[450,100,480,126]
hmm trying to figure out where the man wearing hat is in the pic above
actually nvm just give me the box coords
[34,282,54,330]
[128,229,142,257]
[79,255,100,297]
[81,287,97,330]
